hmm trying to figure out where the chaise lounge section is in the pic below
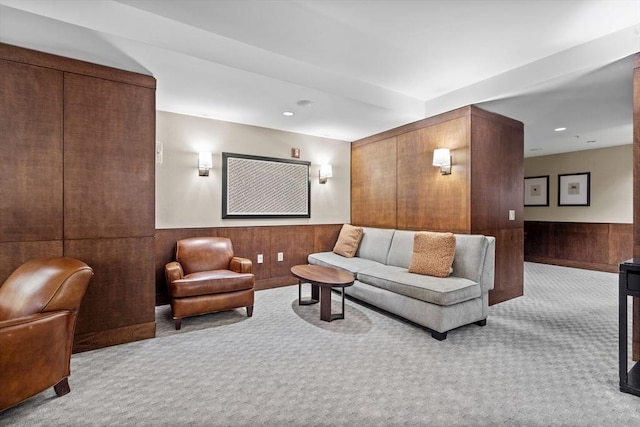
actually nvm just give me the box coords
[308,227,495,340]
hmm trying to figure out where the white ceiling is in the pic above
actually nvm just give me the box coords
[1,0,639,156]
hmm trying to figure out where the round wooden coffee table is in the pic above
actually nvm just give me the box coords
[291,264,354,322]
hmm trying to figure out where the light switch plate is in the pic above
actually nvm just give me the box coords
[508,210,516,221]
[257,254,263,264]
[277,252,284,262]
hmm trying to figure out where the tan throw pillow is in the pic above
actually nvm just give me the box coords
[333,224,364,258]
[408,232,456,277]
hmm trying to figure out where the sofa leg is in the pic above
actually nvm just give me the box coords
[174,318,182,330]
[475,319,487,327]
[54,378,70,397]
[246,305,254,317]
[431,330,447,341]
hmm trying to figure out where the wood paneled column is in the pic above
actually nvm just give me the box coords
[351,105,524,304]
[0,43,156,352]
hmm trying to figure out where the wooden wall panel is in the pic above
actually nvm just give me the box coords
[351,137,398,228]
[610,223,633,265]
[218,227,271,283]
[0,241,63,284]
[63,74,155,240]
[476,228,524,305]
[397,118,470,232]
[470,108,524,231]
[0,60,63,242]
[314,224,343,253]
[66,237,155,336]
[269,226,314,282]
[525,221,633,273]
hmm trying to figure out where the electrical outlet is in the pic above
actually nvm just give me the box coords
[508,210,516,221]
[277,252,284,262]
[257,254,263,264]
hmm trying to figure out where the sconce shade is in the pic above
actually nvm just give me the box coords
[199,152,213,176]
[432,148,450,166]
[433,148,451,175]
[319,164,333,184]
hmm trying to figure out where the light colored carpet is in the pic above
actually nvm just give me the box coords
[2,262,640,426]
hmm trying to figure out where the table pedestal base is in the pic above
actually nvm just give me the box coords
[298,281,347,322]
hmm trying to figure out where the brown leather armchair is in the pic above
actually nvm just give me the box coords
[165,237,254,330]
[0,257,94,412]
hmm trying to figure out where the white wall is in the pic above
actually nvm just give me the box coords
[155,111,351,228]
[524,144,632,223]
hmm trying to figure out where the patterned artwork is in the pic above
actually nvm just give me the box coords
[223,153,310,218]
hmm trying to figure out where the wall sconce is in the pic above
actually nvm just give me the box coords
[319,164,333,184]
[198,152,213,176]
[432,148,451,175]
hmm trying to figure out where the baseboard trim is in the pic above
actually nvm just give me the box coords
[73,321,156,353]
[525,256,619,273]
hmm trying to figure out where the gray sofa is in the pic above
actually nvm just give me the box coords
[308,227,495,340]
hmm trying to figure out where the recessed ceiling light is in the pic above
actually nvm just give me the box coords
[554,127,566,132]
[282,111,294,116]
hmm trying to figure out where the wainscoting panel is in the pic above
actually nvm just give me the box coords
[524,221,632,273]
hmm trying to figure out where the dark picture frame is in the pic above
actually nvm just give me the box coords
[524,175,549,207]
[558,172,590,206]
[222,152,311,219]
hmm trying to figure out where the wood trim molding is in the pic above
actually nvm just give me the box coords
[0,42,156,89]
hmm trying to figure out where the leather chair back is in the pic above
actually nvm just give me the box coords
[0,257,94,321]
[176,237,234,274]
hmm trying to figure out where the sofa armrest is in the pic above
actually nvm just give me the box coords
[230,256,252,274]
[480,237,496,292]
[165,261,184,284]
[0,311,73,410]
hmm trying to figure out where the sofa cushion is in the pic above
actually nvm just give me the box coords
[409,232,456,278]
[357,265,481,306]
[386,230,416,268]
[356,227,395,264]
[308,252,383,275]
[170,270,254,297]
[333,224,364,258]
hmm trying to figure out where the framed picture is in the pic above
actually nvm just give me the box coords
[222,152,311,218]
[558,172,590,206]
[524,175,549,206]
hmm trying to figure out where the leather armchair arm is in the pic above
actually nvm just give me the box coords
[165,261,184,284]
[0,311,73,410]
[230,256,252,274]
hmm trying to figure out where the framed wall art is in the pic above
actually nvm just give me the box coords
[222,152,311,218]
[558,172,590,206]
[524,175,549,207]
